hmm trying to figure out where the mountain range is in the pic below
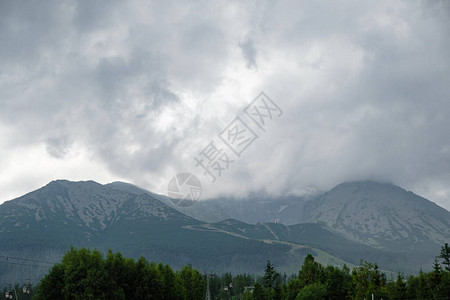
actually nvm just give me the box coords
[0,180,448,287]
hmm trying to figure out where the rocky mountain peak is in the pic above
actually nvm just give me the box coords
[0,180,194,235]
[303,181,450,248]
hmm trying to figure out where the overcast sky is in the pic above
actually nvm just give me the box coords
[1,0,450,210]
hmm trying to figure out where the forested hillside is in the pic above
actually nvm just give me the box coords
[14,243,449,300]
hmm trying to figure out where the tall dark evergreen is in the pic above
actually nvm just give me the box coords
[439,242,450,271]
[298,254,323,287]
[263,260,279,289]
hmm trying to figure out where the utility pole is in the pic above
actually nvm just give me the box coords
[205,270,214,300]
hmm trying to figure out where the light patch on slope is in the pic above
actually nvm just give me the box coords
[278,205,288,213]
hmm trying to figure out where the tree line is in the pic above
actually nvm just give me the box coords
[34,247,205,299]
[22,242,450,299]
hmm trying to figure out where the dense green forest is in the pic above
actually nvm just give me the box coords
[4,243,449,299]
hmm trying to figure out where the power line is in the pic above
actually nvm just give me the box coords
[0,255,56,266]
[0,261,52,269]
[0,255,57,271]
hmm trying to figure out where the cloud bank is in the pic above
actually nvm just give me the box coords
[1,0,450,209]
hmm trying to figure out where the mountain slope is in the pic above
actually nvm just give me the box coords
[302,181,450,251]
[109,180,450,271]
[1,179,448,287]
[0,180,195,244]
[0,180,335,287]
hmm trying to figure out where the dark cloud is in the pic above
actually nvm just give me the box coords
[46,135,72,159]
[240,38,257,68]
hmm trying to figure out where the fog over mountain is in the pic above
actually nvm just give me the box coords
[1,1,450,210]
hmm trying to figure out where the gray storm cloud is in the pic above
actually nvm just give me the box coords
[0,0,449,210]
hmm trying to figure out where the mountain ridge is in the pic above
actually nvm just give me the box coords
[0,179,448,286]
[302,181,450,249]
[0,180,326,286]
